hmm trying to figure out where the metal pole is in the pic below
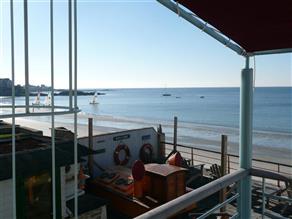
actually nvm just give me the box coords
[173,116,177,151]
[156,0,246,57]
[277,164,280,187]
[73,0,78,217]
[236,180,241,218]
[228,155,230,174]
[262,178,266,219]
[239,56,253,219]
[10,0,16,217]
[197,193,239,219]
[68,0,73,110]
[23,0,29,113]
[50,0,56,218]
[191,148,194,166]
[250,48,292,56]
[88,118,93,177]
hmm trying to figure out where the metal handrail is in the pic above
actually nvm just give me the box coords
[0,110,79,119]
[197,193,239,219]
[164,141,292,181]
[0,105,76,109]
[251,168,292,182]
[0,105,80,119]
[258,169,292,219]
[163,141,292,168]
[135,168,248,219]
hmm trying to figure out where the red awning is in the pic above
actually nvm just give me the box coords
[176,0,292,54]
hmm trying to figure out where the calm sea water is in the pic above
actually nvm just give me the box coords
[78,87,292,133]
[1,87,291,151]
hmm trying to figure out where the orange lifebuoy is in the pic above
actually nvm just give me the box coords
[114,144,131,165]
[139,143,153,163]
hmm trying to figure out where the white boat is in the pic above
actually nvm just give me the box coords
[90,91,98,104]
[32,92,41,106]
[44,92,52,106]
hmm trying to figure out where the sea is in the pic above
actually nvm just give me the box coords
[1,87,291,155]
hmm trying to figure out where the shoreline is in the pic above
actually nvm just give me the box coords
[3,112,291,166]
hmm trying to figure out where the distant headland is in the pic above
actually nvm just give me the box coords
[0,78,104,96]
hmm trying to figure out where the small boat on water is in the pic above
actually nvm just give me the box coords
[32,92,41,106]
[44,92,52,106]
[90,91,99,104]
[200,95,205,99]
[162,93,171,96]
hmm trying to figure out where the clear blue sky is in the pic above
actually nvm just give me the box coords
[1,0,291,89]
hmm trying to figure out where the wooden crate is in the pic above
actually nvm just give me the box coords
[144,164,187,203]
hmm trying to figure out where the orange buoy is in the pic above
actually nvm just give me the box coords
[139,143,153,163]
[113,144,131,166]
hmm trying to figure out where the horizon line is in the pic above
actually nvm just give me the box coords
[78,85,292,90]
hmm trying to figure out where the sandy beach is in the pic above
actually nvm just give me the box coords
[3,111,291,167]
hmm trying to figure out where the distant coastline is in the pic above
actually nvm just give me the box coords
[0,78,105,96]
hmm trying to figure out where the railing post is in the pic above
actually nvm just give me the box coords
[277,164,280,187]
[239,56,253,219]
[228,155,230,174]
[24,0,30,114]
[237,180,241,217]
[10,1,17,217]
[173,116,177,152]
[191,148,194,166]
[88,118,93,177]
[262,178,266,219]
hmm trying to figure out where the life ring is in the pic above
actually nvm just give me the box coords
[139,143,153,163]
[114,144,131,165]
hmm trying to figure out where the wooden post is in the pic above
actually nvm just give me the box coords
[173,116,177,152]
[88,118,93,177]
[221,135,228,175]
[220,135,228,213]
[157,124,165,160]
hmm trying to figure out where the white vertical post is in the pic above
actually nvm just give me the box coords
[23,0,29,113]
[238,56,253,219]
[50,0,56,218]
[10,0,16,218]
[73,0,78,217]
[68,0,73,110]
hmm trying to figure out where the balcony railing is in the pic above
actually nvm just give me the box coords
[134,141,292,219]
[135,168,248,219]
[164,142,292,186]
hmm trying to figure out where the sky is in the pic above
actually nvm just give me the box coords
[0,0,291,89]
